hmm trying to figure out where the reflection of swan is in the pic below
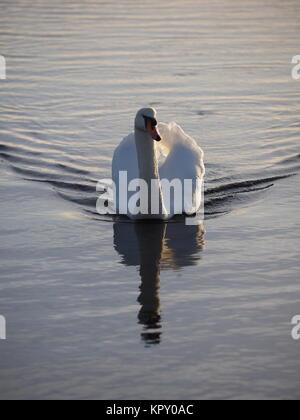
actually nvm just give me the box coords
[113,221,205,346]
[112,108,205,220]
[161,222,205,270]
[136,223,165,346]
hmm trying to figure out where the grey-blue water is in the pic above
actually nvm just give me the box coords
[0,0,299,400]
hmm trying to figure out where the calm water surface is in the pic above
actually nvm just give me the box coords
[0,0,299,399]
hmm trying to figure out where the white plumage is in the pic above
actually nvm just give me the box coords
[112,109,205,220]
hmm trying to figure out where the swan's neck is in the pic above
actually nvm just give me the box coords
[134,128,166,218]
[135,129,160,182]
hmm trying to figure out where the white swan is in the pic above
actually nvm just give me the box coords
[112,108,205,220]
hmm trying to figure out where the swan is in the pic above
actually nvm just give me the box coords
[112,107,205,220]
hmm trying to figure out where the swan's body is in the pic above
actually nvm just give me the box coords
[112,108,205,220]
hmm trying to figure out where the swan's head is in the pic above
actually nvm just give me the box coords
[135,107,161,142]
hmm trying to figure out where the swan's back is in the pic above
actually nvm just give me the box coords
[158,122,205,180]
[158,122,205,215]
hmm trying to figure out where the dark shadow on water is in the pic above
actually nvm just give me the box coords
[113,221,205,347]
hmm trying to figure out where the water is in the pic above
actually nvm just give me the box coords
[0,0,299,400]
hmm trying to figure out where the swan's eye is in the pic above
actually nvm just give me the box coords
[143,116,157,129]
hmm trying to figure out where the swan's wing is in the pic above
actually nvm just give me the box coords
[158,122,205,215]
[112,132,139,183]
[159,144,204,181]
[112,132,139,213]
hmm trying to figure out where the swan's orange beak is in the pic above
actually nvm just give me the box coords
[153,128,161,142]
[145,118,161,141]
